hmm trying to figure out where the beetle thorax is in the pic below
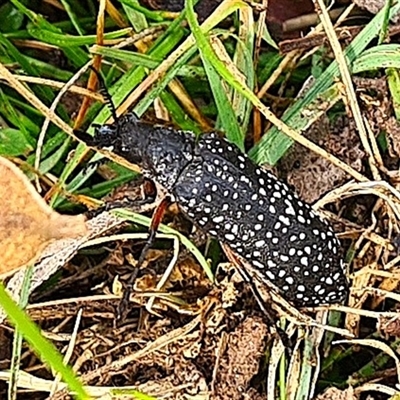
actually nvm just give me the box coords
[142,128,195,190]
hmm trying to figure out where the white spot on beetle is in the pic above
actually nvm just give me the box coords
[300,257,308,266]
[225,233,235,241]
[213,216,224,223]
[279,215,290,226]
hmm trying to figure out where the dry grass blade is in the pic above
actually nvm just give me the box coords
[0,62,74,136]
[80,315,202,383]
[313,0,381,181]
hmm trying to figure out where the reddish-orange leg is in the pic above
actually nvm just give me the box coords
[117,196,171,320]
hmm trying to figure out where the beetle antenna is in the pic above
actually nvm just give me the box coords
[89,66,118,124]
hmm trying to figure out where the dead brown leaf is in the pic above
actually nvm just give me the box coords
[0,156,87,276]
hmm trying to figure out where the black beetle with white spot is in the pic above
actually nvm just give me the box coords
[77,113,349,308]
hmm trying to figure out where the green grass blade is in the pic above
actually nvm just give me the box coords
[8,266,33,400]
[28,25,133,47]
[112,208,214,282]
[204,54,244,149]
[353,44,400,73]
[0,283,90,400]
[249,2,400,166]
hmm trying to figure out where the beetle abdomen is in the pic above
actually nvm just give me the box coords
[173,132,348,306]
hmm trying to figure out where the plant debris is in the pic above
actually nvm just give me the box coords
[0,157,87,276]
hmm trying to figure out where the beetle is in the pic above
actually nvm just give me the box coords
[75,111,349,311]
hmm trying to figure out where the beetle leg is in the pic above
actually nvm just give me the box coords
[73,129,97,146]
[85,177,158,219]
[117,195,172,320]
[222,244,292,349]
